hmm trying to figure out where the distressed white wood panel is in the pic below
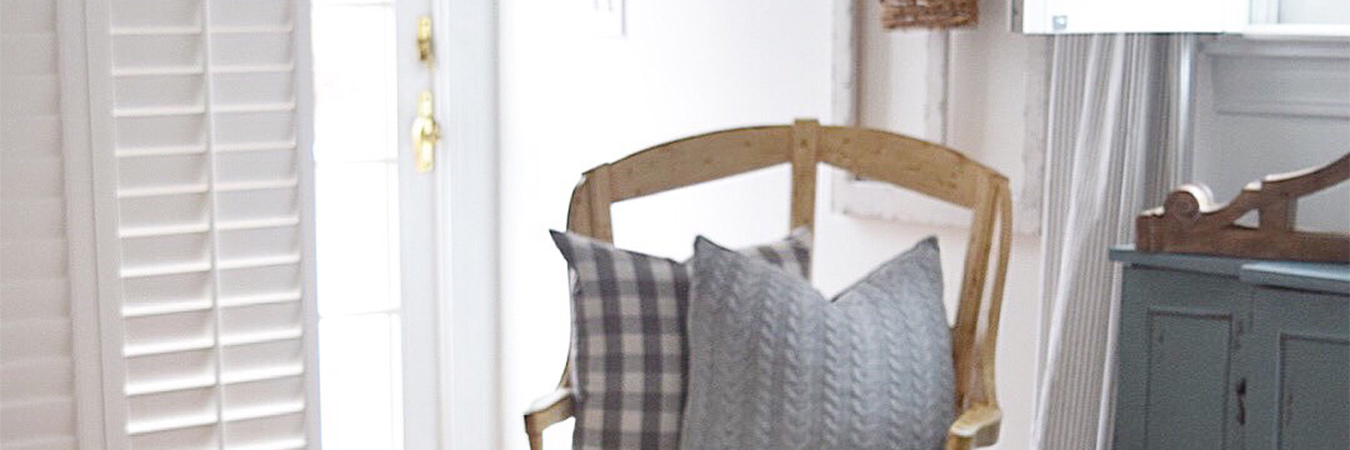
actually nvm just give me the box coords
[841,0,1043,236]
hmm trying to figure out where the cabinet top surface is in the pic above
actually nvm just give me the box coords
[1111,245,1350,295]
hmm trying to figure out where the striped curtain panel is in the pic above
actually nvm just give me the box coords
[1032,34,1193,450]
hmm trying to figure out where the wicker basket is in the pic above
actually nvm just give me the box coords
[880,0,978,29]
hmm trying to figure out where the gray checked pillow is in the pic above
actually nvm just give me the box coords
[680,236,953,450]
[550,229,811,450]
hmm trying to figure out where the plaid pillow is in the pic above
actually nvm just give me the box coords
[550,229,811,450]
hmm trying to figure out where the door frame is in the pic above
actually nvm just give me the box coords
[432,0,500,448]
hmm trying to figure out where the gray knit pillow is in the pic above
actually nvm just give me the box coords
[681,236,953,450]
[551,229,811,450]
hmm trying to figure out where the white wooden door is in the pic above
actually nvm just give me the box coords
[310,0,442,448]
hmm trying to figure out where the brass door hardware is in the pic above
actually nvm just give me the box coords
[417,16,434,68]
[410,91,438,173]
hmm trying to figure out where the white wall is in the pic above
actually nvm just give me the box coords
[1191,37,1350,233]
[498,1,1043,449]
[498,2,832,447]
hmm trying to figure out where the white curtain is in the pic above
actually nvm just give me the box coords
[1032,34,1192,450]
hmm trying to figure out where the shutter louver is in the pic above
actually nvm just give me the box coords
[88,0,315,447]
[0,0,81,448]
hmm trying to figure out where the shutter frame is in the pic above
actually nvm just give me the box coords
[82,0,318,446]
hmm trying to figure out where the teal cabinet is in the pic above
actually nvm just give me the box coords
[1111,248,1349,450]
[1247,287,1349,450]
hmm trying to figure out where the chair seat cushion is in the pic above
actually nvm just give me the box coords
[680,236,953,450]
[551,229,811,450]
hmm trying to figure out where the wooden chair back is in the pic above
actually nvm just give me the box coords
[525,119,1013,450]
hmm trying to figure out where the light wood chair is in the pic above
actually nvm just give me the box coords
[524,119,1013,450]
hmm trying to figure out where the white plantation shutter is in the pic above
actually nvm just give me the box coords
[0,0,89,448]
[84,0,317,447]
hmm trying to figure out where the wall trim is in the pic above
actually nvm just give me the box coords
[1204,37,1350,119]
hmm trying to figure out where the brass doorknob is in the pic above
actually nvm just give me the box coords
[411,91,438,173]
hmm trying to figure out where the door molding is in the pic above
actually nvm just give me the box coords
[436,0,501,447]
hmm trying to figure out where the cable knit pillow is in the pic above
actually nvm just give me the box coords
[680,236,953,450]
[550,229,811,450]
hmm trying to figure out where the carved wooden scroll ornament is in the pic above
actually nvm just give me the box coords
[1136,153,1350,263]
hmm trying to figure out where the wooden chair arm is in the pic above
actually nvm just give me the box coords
[944,404,1002,450]
[523,388,575,450]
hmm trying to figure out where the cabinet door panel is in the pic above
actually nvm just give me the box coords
[1144,310,1235,450]
[1248,288,1349,450]
[1115,267,1247,450]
